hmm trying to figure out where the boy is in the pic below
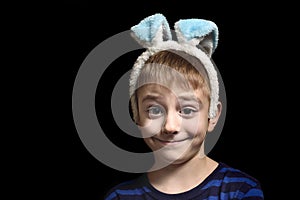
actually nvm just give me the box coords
[104,13,264,200]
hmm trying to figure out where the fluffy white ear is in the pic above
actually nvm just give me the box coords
[174,19,218,57]
[130,13,172,48]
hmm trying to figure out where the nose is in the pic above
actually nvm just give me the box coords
[162,110,181,134]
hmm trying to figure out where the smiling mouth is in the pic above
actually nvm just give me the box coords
[154,137,187,145]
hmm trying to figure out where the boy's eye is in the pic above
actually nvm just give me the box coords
[179,107,197,117]
[147,106,164,118]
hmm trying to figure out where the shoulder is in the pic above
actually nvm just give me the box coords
[213,162,264,199]
[217,162,261,185]
[104,175,150,200]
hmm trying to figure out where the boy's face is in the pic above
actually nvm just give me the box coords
[137,83,212,165]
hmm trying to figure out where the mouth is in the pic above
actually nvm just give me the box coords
[153,137,188,145]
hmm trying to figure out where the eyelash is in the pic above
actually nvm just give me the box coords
[147,105,164,119]
[179,107,198,116]
[146,105,198,119]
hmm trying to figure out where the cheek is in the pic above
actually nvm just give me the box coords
[182,116,208,136]
[139,118,164,138]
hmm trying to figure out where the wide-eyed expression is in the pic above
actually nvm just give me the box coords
[137,84,211,164]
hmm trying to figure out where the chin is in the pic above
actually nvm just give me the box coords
[153,150,189,165]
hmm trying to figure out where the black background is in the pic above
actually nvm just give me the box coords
[10,1,297,199]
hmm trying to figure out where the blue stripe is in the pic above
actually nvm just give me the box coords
[202,179,222,189]
[203,190,263,200]
[244,188,264,197]
[202,193,235,200]
[224,177,257,187]
[105,192,116,200]
[203,196,219,200]
[105,187,151,200]
[117,186,151,195]
[219,167,241,173]
[202,177,257,190]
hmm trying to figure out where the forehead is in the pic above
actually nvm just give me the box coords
[137,84,208,103]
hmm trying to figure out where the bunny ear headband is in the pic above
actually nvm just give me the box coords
[129,13,219,118]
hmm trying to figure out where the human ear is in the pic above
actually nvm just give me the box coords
[208,101,222,132]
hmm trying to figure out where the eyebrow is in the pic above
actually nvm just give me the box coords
[141,93,202,105]
[141,94,163,103]
[177,94,203,104]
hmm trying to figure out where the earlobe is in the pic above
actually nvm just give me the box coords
[208,102,222,132]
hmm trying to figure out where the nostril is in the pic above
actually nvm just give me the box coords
[162,128,179,135]
[162,113,181,134]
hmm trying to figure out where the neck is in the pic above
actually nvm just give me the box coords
[147,156,218,194]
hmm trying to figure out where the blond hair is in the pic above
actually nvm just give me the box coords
[130,50,211,122]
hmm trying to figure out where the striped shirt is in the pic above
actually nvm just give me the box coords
[104,162,264,200]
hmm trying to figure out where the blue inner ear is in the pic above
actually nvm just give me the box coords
[131,13,172,43]
[176,19,218,51]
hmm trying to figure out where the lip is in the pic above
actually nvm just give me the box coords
[154,137,187,145]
